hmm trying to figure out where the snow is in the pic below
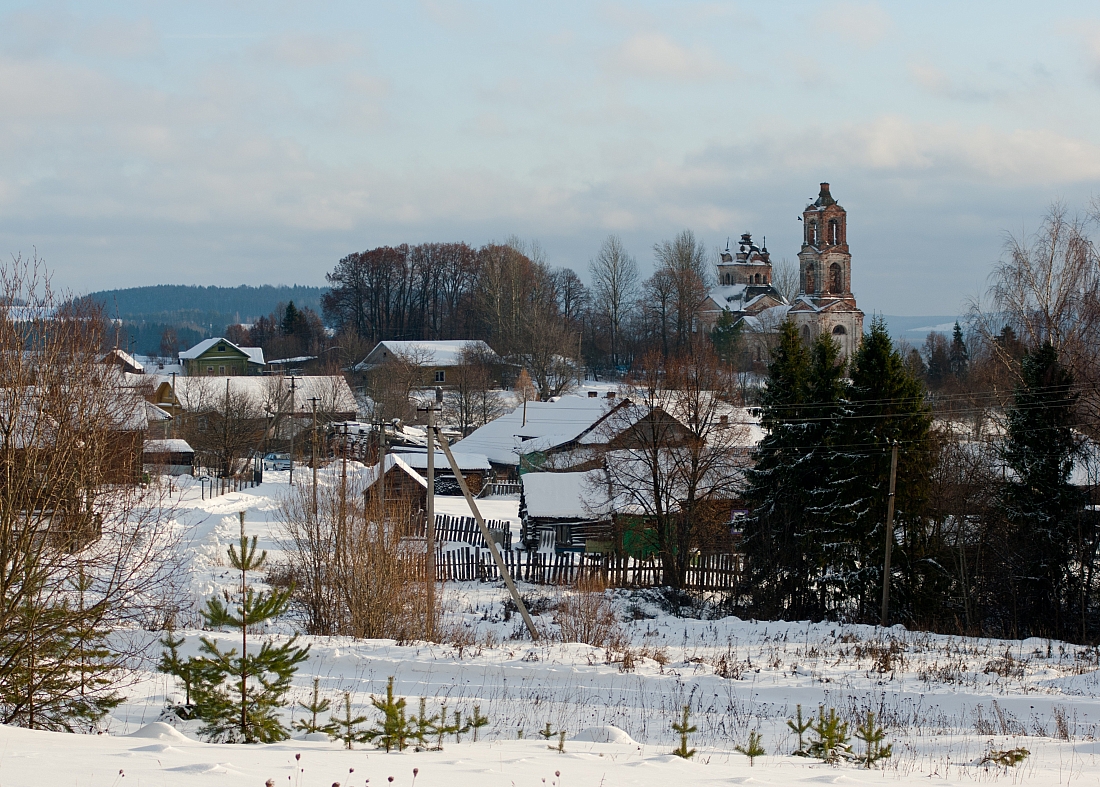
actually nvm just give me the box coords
[356,339,499,370]
[454,393,617,466]
[17,469,1100,786]
[178,337,266,365]
[144,438,194,454]
[392,449,492,471]
[521,470,609,519]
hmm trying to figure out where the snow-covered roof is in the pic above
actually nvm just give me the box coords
[360,454,428,489]
[391,449,491,472]
[103,348,144,372]
[155,375,358,415]
[178,338,265,365]
[144,438,193,454]
[522,471,610,519]
[710,284,748,304]
[454,394,619,466]
[355,340,499,371]
[740,304,792,332]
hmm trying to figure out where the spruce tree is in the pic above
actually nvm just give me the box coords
[294,677,338,737]
[742,323,847,619]
[827,317,936,623]
[948,321,969,381]
[999,341,1083,638]
[189,515,309,743]
[741,320,812,617]
[710,310,743,369]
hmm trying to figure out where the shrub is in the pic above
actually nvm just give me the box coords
[554,576,624,649]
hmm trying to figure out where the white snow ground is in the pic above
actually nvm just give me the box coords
[7,470,1100,786]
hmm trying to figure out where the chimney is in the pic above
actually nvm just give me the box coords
[588,390,598,398]
[606,391,616,399]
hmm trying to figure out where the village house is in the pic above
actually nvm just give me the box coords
[178,337,266,376]
[352,339,509,388]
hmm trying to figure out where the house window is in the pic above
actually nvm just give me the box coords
[206,366,214,375]
[219,365,225,375]
[218,345,225,352]
[434,370,446,383]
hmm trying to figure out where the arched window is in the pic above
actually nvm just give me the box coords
[754,273,761,284]
[808,220,818,246]
[829,263,842,293]
[832,325,847,335]
[828,220,838,245]
[805,265,815,293]
[800,325,811,343]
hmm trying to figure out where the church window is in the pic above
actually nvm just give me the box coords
[805,265,815,293]
[829,262,842,293]
[800,325,811,343]
[808,220,818,246]
[754,273,761,284]
[828,220,838,245]
[832,325,847,335]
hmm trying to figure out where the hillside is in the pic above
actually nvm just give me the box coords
[82,284,328,355]
[84,284,327,328]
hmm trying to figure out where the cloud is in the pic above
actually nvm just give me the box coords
[611,32,732,82]
[253,33,364,68]
[815,1,894,49]
[909,63,996,102]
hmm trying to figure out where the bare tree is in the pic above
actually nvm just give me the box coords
[589,235,638,371]
[593,347,746,588]
[518,305,578,401]
[276,468,436,640]
[970,202,1100,438]
[444,343,506,435]
[653,230,712,355]
[0,255,182,731]
[176,379,265,476]
[772,257,799,303]
[365,345,435,423]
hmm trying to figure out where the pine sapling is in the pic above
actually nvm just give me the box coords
[468,705,489,743]
[671,704,697,759]
[331,691,369,750]
[452,709,470,744]
[158,630,196,719]
[434,704,451,751]
[365,677,414,752]
[414,698,440,750]
[787,704,811,755]
[294,678,338,738]
[734,730,766,766]
[854,711,891,767]
[808,705,851,764]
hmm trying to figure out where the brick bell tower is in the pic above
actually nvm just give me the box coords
[790,182,864,358]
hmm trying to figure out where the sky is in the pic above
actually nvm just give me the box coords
[3,1,1100,315]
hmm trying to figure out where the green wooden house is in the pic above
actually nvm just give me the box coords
[178,337,265,376]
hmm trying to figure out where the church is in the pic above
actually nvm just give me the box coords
[701,182,865,363]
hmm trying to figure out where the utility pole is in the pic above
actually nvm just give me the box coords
[376,417,387,522]
[880,441,899,628]
[417,389,442,640]
[308,397,320,516]
[288,376,298,485]
[170,371,177,439]
[433,422,539,640]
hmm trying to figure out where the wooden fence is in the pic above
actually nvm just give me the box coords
[434,546,742,591]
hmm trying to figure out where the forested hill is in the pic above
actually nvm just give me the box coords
[83,284,327,328]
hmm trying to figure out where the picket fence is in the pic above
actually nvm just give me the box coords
[434,544,742,591]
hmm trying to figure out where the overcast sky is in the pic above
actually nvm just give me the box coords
[3,1,1100,315]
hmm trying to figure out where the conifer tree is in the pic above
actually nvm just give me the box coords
[949,321,969,381]
[741,321,812,616]
[826,317,937,622]
[294,677,338,737]
[999,341,1083,637]
[742,323,847,618]
[189,515,309,743]
[710,310,742,368]
[331,691,369,749]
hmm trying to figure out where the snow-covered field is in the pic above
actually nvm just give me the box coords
[7,471,1100,786]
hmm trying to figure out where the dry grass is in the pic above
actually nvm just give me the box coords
[553,575,625,650]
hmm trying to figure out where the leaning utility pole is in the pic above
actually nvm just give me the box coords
[430,413,539,641]
[880,441,899,628]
